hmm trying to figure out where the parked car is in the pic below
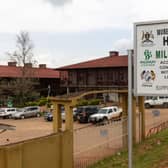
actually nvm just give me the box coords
[12,106,41,119]
[44,107,77,122]
[0,108,17,119]
[144,96,168,108]
[76,105,99,123]
[89,106,122,124]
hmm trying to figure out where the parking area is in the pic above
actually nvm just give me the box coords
[0,108,168,147]
[0,117,91,145]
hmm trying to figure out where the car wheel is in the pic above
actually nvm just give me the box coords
[145,103,151,108]
[36,113,41,117]
[21,115,25,119]
[103,117,109,125]
[163,103,168,108]
[8,115,12,119]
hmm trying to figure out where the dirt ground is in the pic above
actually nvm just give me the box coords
[0,117,91,146]
[0,108,168,150]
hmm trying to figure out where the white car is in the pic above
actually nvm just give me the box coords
[89,106,122,124]
[145,96,168,108]
[0,108,17,119]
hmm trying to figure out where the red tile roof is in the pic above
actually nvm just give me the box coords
[0,65,59,78]
[57,55,128,70]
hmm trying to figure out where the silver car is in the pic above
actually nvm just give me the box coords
[12,106,41,119]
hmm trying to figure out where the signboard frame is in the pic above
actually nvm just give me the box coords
[134,20,168,96]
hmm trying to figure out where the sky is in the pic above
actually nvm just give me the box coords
[0,0,168,68]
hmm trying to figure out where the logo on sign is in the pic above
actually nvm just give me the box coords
[141,31,154,46]
[141,70,156,82]
[144,50,152,60]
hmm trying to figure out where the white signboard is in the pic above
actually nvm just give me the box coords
[134,20,168,96]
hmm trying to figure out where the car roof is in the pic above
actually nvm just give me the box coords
[77,105,99,108]
[100,106,118,110]
[0,107,16,110]
[24,106,40,108]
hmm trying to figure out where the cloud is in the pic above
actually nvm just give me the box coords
[112,38,133,55]
[1,0,168,33]
[45,0,72,6]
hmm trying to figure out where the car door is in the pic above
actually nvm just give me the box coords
[113,107,119,117]
[9,108,16,115]
[29,107,36,117]
[25,107,32,117]
[108,108,114,119]
[6,109,11,116]
[153,97,161,105]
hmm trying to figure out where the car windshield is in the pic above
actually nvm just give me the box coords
[98,109,108,114]
[77,108,83,113]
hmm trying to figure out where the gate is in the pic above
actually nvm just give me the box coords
[74,119,128,168]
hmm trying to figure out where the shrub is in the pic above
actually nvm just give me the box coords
[26,101,39,106]
[77,99,100,106]
[25,97,51,107]
[38,98,48,106]
[77,99,88,106]
[88,99,100,105]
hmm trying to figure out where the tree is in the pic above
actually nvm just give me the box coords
[4,31,39,106]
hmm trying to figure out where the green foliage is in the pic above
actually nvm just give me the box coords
[38,97,48,106]
[25,101,39,106]
[77,99,88,106]
[88,99,100,105]
[77,99,100,106]
[88,129,168,168]
[25,97,52,107]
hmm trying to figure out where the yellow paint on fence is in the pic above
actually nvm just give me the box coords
[0,132,73,168]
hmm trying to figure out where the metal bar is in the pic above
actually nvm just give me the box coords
[128,49,133,168]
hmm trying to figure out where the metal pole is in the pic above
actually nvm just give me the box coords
[128,49,133,168]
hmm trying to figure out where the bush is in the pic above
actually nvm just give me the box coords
[26,101,39,106]
[88,99,100,105]
[77,99,88,106]
[25,97,51,107]
[38,98,48,106]
[77,99,100,106]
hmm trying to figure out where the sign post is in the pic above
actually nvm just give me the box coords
[134,20,168,96]
[128,49,133,168]
[133,20,168,168]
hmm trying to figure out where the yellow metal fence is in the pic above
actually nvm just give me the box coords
[0,131,73,168]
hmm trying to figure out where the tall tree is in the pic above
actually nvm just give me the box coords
[5,31,39,106]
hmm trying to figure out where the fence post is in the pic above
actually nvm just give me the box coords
[64,104,73,131]
[53,102,62,133]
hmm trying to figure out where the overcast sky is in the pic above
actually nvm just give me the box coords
[0,0,168,68]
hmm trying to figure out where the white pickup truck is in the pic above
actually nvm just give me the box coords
[144,96,168,108]
[89,106,122,124]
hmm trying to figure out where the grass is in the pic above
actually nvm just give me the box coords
[88,129,168,168]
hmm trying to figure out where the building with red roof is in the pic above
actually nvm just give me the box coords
[0,62,62,97]
[57,51,128,94]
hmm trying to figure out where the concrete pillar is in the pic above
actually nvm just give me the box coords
[53,103,62,133]
[64,105,73,131]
